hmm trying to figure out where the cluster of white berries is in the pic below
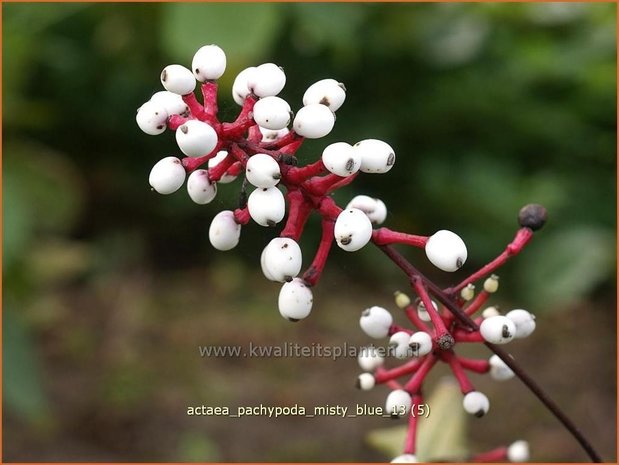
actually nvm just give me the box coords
[480,308,536,345]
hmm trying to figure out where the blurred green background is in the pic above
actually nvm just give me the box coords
[2,2,616,462]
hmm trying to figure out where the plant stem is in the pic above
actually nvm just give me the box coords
[377,244,602,463]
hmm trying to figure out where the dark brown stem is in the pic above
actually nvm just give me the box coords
[376,244,602,463]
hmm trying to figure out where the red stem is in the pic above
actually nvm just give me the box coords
[181,142,222,173]
[374,359,423,383]
[302,219,335,287]
[412,277,453,350]
[448,228,534,295]
[457,356,490,374]
[280,190,313,241]
[402,304,431,333]
[305,172,358,196]
[221,95,258,140]
[233,207,251,225]
[183,93,205,120]
[442,351,474,393]
[201,81,219,119]
[168,114,188,131]
[404,354,438,394]
[453,328,484,343]
[208,153,236,182]
[470,447,508,462]
[403,394,423,455]
[373,228,428,248]
[285,160,326,184]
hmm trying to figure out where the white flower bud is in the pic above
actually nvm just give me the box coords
[136,101,168,135]
[391,454,418,463]
[334,208,373,252]
[360,306,393,339]
[321,142,360,177]
[488,354,515,381]
[386,389,412,418]
[150,91,188,116]
[483,274,500,293]
[394,291,411,309]
[246,153,281,188]
[278,278,313,321]
[232,66,257,105]
[345,195,387,225]
[357,346,384,371]
[208,150,237,184]
[208,210,241,251]
[461,283,475,301]
[293,104,335,139]
[192,44,226,81]
[303,78,346,112]
[409,331,433,357]
[186,169,217,204]
[160,64,196,95]
[247,63,286,97]
[176,120,218,158]
[507,440,529,462]
[356,373,375,391]
[149,157,185,194]
[425,230,468,272]
[480,315,516,344]
[482,306,501,319]
[505,309,536,339]
[260,126,289,143]
[253,96,292,130]
[463,391,490,417]
[389,331,413,359]
[261,237,302,282]
[354,139,396,174]
[248,187,285,227]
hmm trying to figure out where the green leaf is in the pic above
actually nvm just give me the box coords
[517,226,615,309]
[161,3,282,78]
[366,378,468,461]
[2,305,50,422]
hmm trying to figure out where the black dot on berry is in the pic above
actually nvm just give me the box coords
[195,68,200,73]
[345,158,355,171]
[161,70,167,81]
[180,125,188,134]
[319,96,330,106]
[387,153,395,166]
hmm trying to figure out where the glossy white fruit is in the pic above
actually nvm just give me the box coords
[278,278,313,321]
[480,315,516,344]
[507,440,529,462]
[303,78,346,112]
[356,373,375,391]
[247,63,286,97]
[150,91,188,116]
[149,157,185,194]
[462,391,490,417]
[389,331,412,359]
[186,169,217,204]
[346,195,387,225]
[246,153,281,188]
[505,309,536,338]
[409,331,433,357]
[261,237,302,282]
[176,120,218,157]
[192,44,226,81]
[253,96,292,130]
[160,64,196,95]
[359,306,393,339]
[321,142,361,177]
[358,346,385,371]
[293,104,335,139]
[247,187,285,227]
[488,354,515,381]
[425,230,468,272]
[385,389,412,418]
[232,66,257,105]
[136,101,168,135]
[334,208,373,252]
[354,139,396,174]
[209,210,241,251]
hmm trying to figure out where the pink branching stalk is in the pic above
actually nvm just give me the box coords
[138,45,601,463]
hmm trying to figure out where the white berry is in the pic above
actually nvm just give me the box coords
[246,153,281,188]
[385,389,412,418]
[425,230,468,272]
[321,142,360,177]
[356,373,375,391]
[247,63,286,97]
[260,126,289,143]
[293,104,335,139]
[186,169,217,204]
[346,195,387,225]
[391,454,418,463]
[150,91,188,116]
[208,210,241,251]
[176,120,218,158]
[507,440,530,462]
[248,187,285,227]
[409,331,433,357]
[462,391,490,417]
[278,278,313,321]
[505,309,536,339]
[334,208,373,252]
[208,150,237,184]
[489,354,515,381]
[232,67,257,105]
[303,78,346,112]
[192,44,226,81]
[480,315,516,344]
[160,64,196,95]
[354,139,396,174]
[389,331,412,359]
[358,346,384,371]
[253,96,292,130]
[482,306,501,319]
[149,156,185,194]
[359,306,393,339]
[136,101,168,135]
[261,237,302,282]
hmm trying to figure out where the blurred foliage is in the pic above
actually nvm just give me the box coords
[2,2,616,461]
